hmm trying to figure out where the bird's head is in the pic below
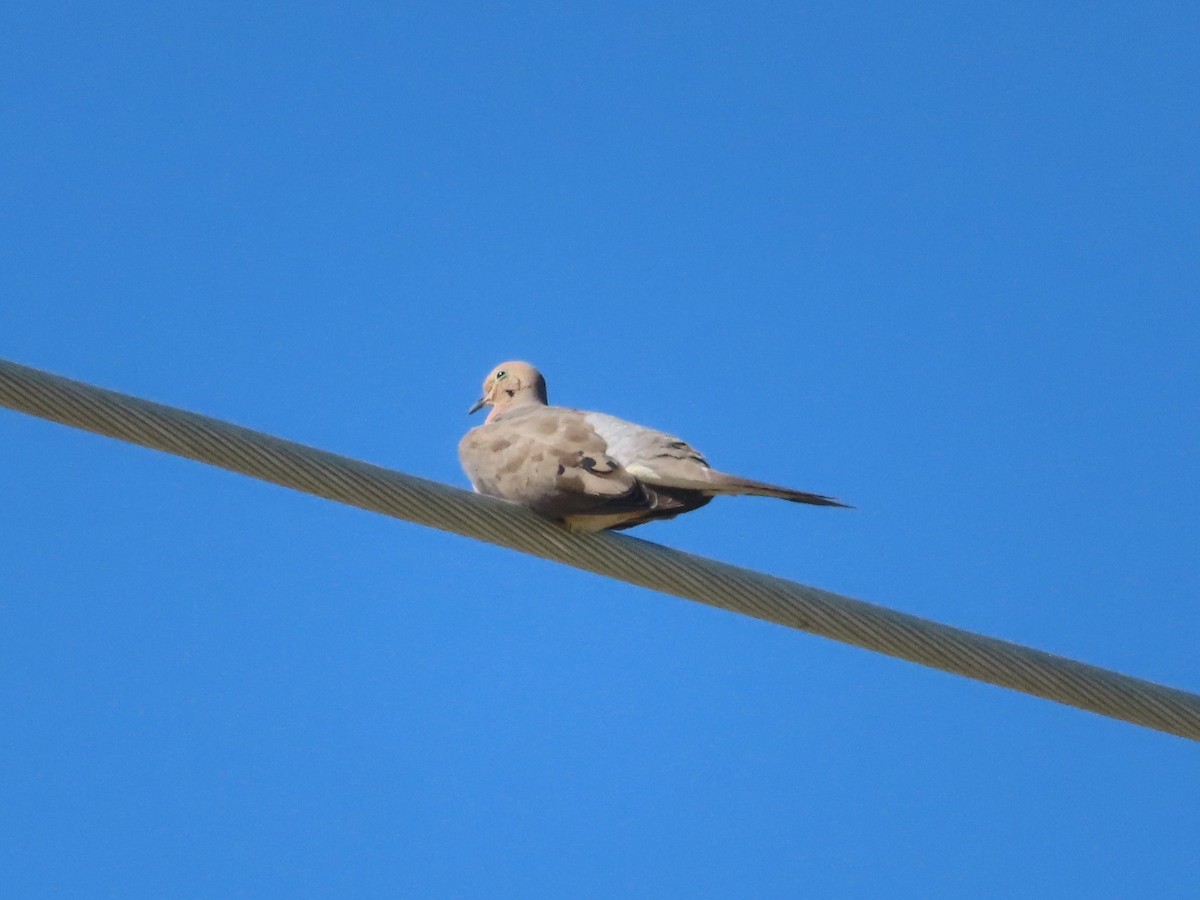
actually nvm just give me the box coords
[468,361,549,417]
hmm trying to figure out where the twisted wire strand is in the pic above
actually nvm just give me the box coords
[3,358,1198,741]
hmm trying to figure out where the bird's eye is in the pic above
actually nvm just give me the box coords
[495,370,507,380]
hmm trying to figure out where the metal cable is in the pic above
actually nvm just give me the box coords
[3,357,1198,741]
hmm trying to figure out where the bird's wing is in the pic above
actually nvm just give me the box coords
[458,406,650,521]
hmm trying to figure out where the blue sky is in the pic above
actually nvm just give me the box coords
[3,2,1199,896]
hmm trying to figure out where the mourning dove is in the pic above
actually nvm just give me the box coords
[458,361,849,532]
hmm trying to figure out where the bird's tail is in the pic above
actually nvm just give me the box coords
[704,471,852,508]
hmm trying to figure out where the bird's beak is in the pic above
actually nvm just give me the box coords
[467,396,488,415]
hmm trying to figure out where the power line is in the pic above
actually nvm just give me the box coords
[2,357,1198,741]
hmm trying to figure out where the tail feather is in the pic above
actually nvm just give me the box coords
[625,462,852,509]
[705,471,852,508]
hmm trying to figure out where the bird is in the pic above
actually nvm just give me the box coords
[458,361,850,532]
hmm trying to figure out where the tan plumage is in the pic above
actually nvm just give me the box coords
[458,361,850,532]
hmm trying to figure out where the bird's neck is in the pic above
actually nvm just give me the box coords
[486,393,545,423]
